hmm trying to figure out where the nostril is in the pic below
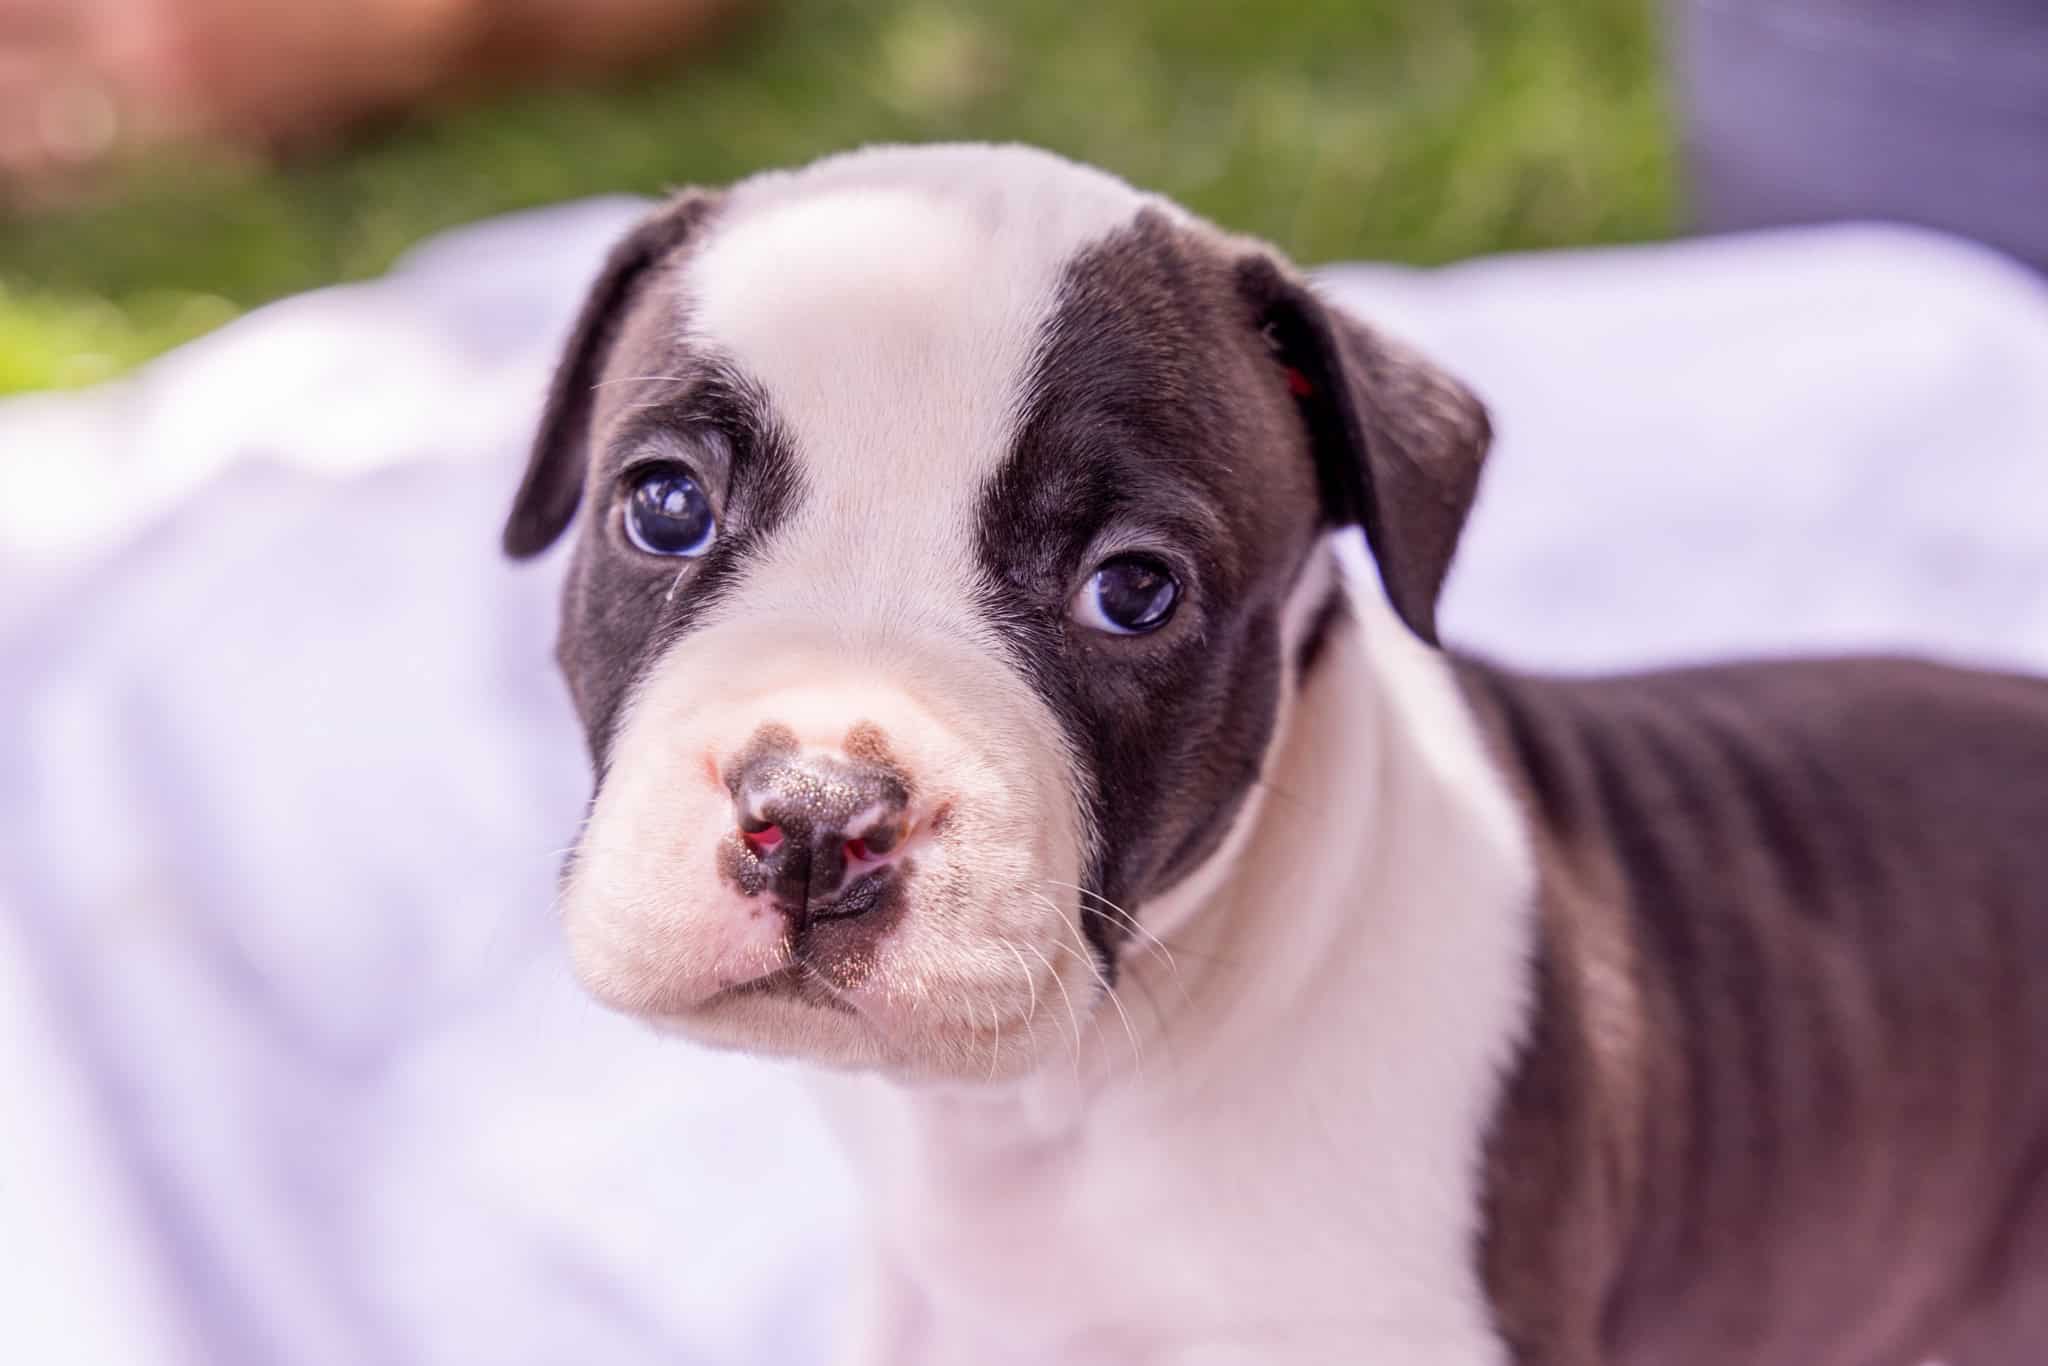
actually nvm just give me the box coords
[843,819,908,869]
[744,823,784,853]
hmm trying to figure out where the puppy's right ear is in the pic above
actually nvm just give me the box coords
[502,190,723,559]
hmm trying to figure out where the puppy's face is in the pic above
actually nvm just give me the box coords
[505,146,1488,1081]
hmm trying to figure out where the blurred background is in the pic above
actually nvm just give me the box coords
[8,0,2045,395]
[1,3,2044,1364]
[1,0,1669,392]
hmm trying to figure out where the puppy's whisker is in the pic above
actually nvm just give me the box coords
[1020,938,1083,1075]
[1039,892,1144,1083]
[1121,951,1179,1075]
[1044,879,1162,951]
[1044,879,1236,973]
[1043,878,1182,985]
[970,994,1001,1083]
[1045,889,1185,1067]
[1003,941,1039,1027]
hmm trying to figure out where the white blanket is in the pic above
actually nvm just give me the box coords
[4,201,2044,1365]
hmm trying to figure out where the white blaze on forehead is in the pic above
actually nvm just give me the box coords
[679,144,1170,634]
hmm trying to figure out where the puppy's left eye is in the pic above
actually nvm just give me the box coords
[1074,555,1181,635]
[624,468,716,557]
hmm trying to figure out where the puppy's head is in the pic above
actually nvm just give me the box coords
[506,145,1489,1080]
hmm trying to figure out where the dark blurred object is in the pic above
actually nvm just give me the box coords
[1672,0,2048,271]
[0,0,747,206]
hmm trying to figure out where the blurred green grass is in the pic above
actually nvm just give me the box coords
[0,0,1677,395]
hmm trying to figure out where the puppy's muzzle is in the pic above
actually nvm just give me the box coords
[722,724,915,931]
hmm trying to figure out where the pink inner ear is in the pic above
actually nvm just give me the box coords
[1283,366,1314,398]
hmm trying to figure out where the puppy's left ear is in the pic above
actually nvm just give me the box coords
[503,189,724,559]
[1238,256,1490,646]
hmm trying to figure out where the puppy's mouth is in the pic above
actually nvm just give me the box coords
[710,962,860,1015]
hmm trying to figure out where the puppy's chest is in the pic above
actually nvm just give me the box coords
[878,1125,1288,1360]
[829,1085,1498,1363]
[892,1169,1166,1358]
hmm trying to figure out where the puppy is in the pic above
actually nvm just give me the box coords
[503,144,2048,1365]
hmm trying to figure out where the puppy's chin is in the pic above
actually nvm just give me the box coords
[593,907,1100,1084]
[643,958,1097,1081]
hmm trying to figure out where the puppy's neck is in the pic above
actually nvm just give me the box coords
[1110,561,1532,1091]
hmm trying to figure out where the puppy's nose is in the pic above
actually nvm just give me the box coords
[726,733,912,926]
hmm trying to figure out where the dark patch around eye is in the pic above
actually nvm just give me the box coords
[556,365,806,774]
[974,212,1322,977]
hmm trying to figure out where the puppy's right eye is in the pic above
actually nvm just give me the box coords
[624,468,716,557]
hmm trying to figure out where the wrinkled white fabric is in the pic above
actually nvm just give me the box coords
[2,200,2043,1364]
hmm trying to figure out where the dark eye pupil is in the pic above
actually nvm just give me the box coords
[626,471,715,556]
[1097,557,1178,630]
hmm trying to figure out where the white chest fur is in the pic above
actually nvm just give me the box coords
[812,578,1538,1365]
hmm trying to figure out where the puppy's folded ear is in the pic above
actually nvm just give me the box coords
[503,189,724,559]
[1237,255,1490,645]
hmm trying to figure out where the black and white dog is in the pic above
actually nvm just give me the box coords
[504,144,2048,1365]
